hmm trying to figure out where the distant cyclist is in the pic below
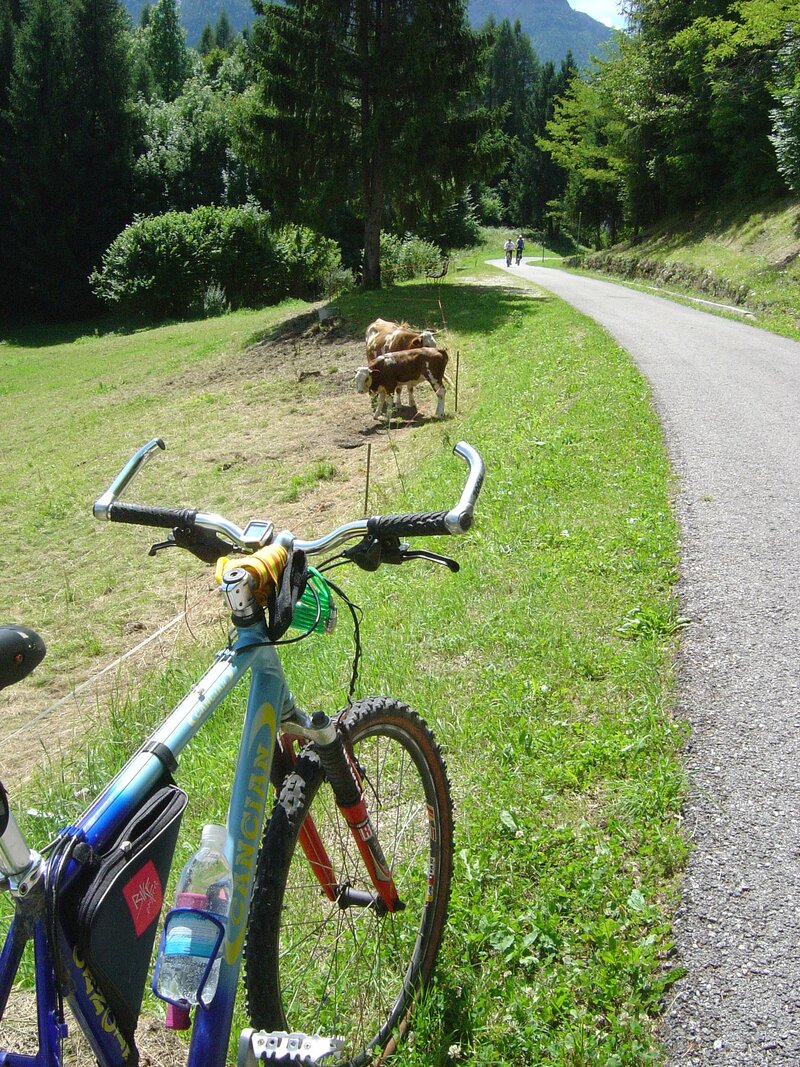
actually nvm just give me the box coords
[504,238,513,267]
[515,234,524,266]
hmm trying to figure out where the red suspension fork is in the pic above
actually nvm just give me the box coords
[308,729,403,913]
[280,731,402,912]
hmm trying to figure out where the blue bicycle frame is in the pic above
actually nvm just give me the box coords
[0,437,485,1067]
[0,617,289,1067]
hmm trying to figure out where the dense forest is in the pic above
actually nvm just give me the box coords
[0,0,797,321]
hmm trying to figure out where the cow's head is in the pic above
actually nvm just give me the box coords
[354,366,373,393]
[420,329,436,348]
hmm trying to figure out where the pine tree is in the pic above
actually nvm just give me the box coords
[0,0,16,313]
[199,22,214,53]
[215,9,231,50]
[247,0,498,287]
[70,0,137,283]
[3,0,80,315]
[146,0,190,101]
[0,0,13,102]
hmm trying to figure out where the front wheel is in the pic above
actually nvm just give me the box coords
[245,697,454,1066]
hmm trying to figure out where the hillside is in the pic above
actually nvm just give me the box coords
[122,0,613,65]
[469,0,612,67]
[579,197,800,339]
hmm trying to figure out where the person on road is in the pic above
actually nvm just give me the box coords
[504,238,513,267]
[515,234,525,265]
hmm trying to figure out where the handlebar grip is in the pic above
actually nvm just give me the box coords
[367,512,451,538]
[108,502,198,530]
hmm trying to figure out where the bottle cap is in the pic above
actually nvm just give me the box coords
[201,824,228,852]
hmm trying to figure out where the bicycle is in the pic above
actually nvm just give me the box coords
[0,437,484,1067]
[505,247,513,267]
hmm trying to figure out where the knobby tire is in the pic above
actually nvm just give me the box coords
[244,696,454,1066]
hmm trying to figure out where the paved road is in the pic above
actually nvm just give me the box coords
[489,261,800,1064]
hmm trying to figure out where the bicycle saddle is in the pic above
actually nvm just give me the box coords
[0,625,46,692]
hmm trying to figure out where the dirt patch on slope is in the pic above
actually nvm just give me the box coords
[0,308,443,789]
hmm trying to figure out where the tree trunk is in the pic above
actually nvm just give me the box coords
[362,156,383,288]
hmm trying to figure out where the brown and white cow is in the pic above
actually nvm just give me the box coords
[355,347,449,419]
[364,319,438,408]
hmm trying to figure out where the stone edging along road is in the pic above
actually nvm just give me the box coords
[489,260,800,1065]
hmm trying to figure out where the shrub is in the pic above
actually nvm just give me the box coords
[380,232,444,285]
[274,224,346,300]
[91,207,344,318]
[202,282,230,317]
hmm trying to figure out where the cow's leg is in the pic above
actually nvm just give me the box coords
[435,385,446,418]
[407,384,416,409]
[394,386,403,415]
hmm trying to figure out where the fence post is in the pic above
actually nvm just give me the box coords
[363,443,372,516]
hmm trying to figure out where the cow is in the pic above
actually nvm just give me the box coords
[365,319,438,361]
[355,347,449,419]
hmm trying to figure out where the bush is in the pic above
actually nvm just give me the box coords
[202,282,230,317]
[380,233,444,285]
[91,206,344,318]
[274,224,347,300]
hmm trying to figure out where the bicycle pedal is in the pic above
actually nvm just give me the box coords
[238,1028,344,1066]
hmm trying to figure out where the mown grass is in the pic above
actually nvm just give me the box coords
[0,302,312,691]
[2,275,684,1064]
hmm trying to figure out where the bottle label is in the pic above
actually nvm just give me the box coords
[164,910,222,960]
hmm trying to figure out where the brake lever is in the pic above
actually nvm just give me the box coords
[149,527,238,564]
[397,549,459,572]
[343,535,459,572]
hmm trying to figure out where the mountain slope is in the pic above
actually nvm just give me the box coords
[469,0,612,67]
[122,0,612,65]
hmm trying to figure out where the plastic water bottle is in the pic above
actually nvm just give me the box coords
[157,824,232,1025]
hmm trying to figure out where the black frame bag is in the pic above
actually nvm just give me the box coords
[68,784,187,1046]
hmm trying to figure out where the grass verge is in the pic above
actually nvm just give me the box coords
[2,275,684,1064]
[571,196,800,340]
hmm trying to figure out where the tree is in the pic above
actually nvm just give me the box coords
[145,0,191,101]
[245,0,500,287]
[199,22,214,52]
[215,9,232,50]
[770,27,800,191]
[69,0,137,287]
[507,54,576,231]
[3,0,80,315]
[134,74,252,212]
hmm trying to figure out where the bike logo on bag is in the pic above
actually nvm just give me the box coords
[122,859,164,936]
[72,946,131,1059]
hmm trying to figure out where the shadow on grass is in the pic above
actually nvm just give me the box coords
[337,282,548,340]
[2,280,547,352]
[0,312,184,349]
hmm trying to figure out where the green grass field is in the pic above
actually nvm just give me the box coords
[1,266,684,1064]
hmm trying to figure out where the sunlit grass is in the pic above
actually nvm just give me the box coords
[2,278,684,1065]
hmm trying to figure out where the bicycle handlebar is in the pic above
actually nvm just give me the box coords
[93,440,485,557]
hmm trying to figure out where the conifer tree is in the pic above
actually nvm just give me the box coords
[0,0,16,311]
[215,9,231,50]
[70,0,137,282]
[3,0,79,315]
[200,21,214,53]
[146,0,190,101]
[247,0,499,287]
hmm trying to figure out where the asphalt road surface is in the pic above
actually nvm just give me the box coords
[489,260,800,1064]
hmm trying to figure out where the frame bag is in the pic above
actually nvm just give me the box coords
[68,784,187,1046]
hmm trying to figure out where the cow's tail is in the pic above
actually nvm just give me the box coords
[442,371,454,388]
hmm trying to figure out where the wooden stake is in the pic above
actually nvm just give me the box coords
[364,442,372,516]
[455,350,460,414]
